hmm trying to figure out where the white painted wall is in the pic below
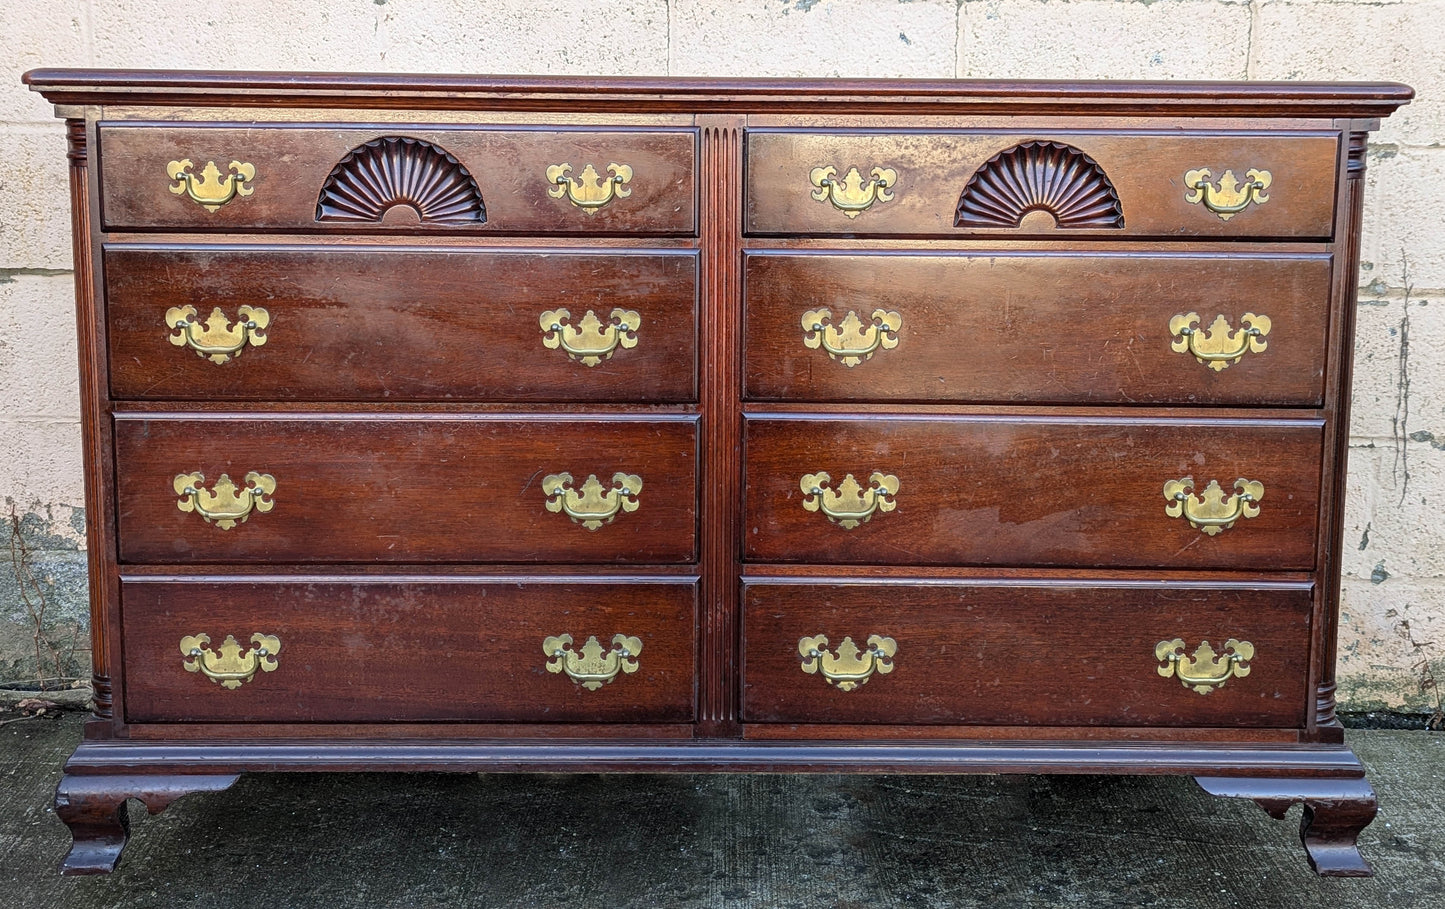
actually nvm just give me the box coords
[2,0,1441,710]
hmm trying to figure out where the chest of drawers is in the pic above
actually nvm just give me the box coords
[24,71,1412,877]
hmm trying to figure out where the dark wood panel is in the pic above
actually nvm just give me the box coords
[742,581,1312,726]
[98,125,696,233]
[114,415,698,563]
[121,577,696,723]
[746,130,1338,238]
[105,246,697,402]
[744,416,1322,569]
[744,251,1330,405]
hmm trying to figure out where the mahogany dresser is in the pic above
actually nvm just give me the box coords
[24,70,1412,876]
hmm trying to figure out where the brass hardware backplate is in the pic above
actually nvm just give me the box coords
[801,308,901,367]
[180,632,281,689]
[799,634,897,691]
[809,165,897,217]
[543,471,642,530]
[167,159,256,212]
[547,162,632,212]
[1183,168,1271,220]
[174,471,276,530]
[1163,477,1263,535]
[1169,312,1270,371]
[166,305,270,364]
[544,633,642,690]
[540,308,641,366]
[800,471,899,529]
[1156,638,1254,694]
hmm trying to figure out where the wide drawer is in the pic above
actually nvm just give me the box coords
[744,416,1322,570]
[98,124,696,234]
[106,246,698,402]
[121,576,696,723]
[114,415,698,564]
[742,579,1312,727]
[744,251,1331,405]
[746,130,1338,238]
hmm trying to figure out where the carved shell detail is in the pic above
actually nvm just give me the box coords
[955,141,1124,230]
[316,136,486,225]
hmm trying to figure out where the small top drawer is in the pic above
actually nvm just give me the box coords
[97,124,696,234]
[746,130,1338,239]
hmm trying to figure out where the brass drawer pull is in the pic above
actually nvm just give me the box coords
[1184,168,1271,220]
[179,633,280,689]
[544,633,642,690]
[798,634,896,691]
[547,162,632,212]
[800,471,898,530]
[802,308,901,367]
[809,165,896,218]
[173,471,276,530]
[166,305,270,364]
[543,471,642,530]
[1163,477,1263,536]
[540,308,640,366]
[166,158,255,212]
[1169,312,1270,371]
[1156,638,1254,694]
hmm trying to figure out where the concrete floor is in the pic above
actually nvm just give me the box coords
[2,714,1442,909]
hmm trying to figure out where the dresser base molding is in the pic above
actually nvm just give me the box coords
[56,738,1373,875]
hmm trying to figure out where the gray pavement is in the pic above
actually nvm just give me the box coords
[2,712,1442,909]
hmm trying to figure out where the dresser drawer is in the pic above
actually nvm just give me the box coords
[744,416,1322,570]
[742,579,1311,727]
[106,246,698,403]
[746,130,1338,238]
[121,576,696,723]
[745,251,1330,405]
[98,124,696,234]
[114,415,698,564]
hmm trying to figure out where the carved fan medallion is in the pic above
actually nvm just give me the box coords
[955,141,1124,229]
[316,136,485,224]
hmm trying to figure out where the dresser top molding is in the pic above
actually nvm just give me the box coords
[24,70,1413,118]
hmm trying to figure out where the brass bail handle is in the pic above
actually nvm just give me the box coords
[174,471,277,531]
[798,634,897,691]
[543,633,642,690]
[543,471,643,531]
[800,471,899,530]
[809,165,898,217]
[167,158,256,212]
[1156,638,1254,694]
[166,305,270,364]
[547,162,633,212]
[179,633,281,689]
[801,308,902,367]
[1183,168,1271,221]
[1163,477,1263,536]
[1169,312,1270,371]
[539,308,641,366]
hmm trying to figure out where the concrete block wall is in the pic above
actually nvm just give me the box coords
[1,1,1440,712]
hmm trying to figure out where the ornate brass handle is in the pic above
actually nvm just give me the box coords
[1183,168,1271,221]
[1169,312,1270,371]
[547,162,632,212]
[544,633,642,690]
[539,308,640,366]
[1156,638,1254,694]
[801,308,901,367]
[1163,477,1263,536]
[179,633,280,689]
[799,635,897,691]
[166,159,256,212]
[809,165,897,218]
[166,305,270,364]
[174,471,276,530]
[800,471,898,530]
[543,472,642,531]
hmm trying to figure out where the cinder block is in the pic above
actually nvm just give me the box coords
[91,0,669,75]
[1338,577,1445,712]
[1339,442,1382,581]
[0,1,89,124]
[671,0,957,78]
[0,126,74,271]
[960,0,1248,79]
[1254,0,1444,146]
[1349,293,1413,441]
[0,419,82,506]
[1360,147,1445,296]
[0,275,80,419]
